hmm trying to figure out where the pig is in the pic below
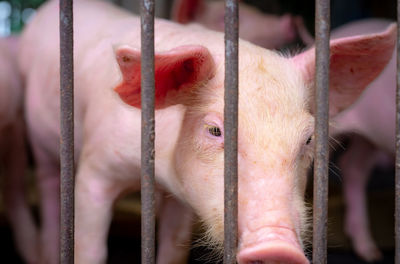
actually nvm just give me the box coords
[18,0,395,263]
[171,0,314,49]
[0,36,39,263]
[328,19,397,262]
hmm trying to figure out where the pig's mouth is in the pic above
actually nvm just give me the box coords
[237,226,309,264]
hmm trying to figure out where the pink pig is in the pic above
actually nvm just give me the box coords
[18,0,395,263]
[0,37,39,263]
[329,19,397,262]
[171,0,314,49]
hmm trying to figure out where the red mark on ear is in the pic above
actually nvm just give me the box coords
[114,45,215,109]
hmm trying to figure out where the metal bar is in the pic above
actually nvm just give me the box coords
[223,0,239,263]
[312,0,330,263]
[59,0,74,263]
[141,0,156,263]
[396,1,400,262]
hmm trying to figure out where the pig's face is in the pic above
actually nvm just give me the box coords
[114,24,395,263]
[173,47,312,262]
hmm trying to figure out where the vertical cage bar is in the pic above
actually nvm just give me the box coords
[141,0,156,263]
[223,0,239,263]
[396,1,400,263]
[313,0,330,263]
[59,0,74,263]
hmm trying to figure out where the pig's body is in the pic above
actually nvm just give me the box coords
[19,0,395,263]
[0,37,38,263]
[329,19,396,262]
[171,0,314,49]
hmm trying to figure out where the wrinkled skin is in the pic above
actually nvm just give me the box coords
[171,0,314,49]
[330,19,396,262]
[19,0,395,263]
[0,37,38,263]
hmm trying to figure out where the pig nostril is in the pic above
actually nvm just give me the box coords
[248,261,263,264]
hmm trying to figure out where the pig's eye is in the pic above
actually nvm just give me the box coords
[306,136,312,145]
[208,126,222,137]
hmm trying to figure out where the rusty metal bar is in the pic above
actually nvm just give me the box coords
[59,0,74,263]
[313,0,330,263]
[141,0,156,263]
[223,0,239,263]
[396,1,400,263]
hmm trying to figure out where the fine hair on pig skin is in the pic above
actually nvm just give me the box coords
[18,0,396,263]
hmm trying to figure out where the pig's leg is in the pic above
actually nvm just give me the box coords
[339,135,382,262]
[75,162,123,264]
[33,145,60,264]
[157,194,194,264]
[2,120,39,264]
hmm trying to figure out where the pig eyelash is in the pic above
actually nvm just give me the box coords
[306,136,312,145]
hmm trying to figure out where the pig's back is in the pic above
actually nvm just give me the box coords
[331,19,393,39]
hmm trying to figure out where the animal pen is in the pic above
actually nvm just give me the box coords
[56,0,400,263]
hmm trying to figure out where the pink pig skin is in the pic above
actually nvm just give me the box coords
[329,19,396,262]
[18,0,395,263]
[171,0,314,49]
[0,37,39,263]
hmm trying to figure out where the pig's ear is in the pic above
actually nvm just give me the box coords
[114,45,215,109]
[171,0,204,23]
[292,23,396,116]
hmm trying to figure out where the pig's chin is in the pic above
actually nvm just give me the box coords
[192,214,225,260]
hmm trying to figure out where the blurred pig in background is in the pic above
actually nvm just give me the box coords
[171,0,314,49]
[329,19,396,262]
[0,36,38,264]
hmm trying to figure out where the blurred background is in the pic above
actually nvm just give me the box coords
[0,0,396,263]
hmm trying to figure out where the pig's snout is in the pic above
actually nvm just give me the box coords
[237,227,309,264]
[237,242,309,264]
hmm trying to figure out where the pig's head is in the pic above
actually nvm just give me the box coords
[114,24,395,264]
[171,0,300,49]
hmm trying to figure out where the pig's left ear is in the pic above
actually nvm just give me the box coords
[114,45,215,109]
[292,23,396,116]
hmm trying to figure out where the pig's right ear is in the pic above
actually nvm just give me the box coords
[292,23,396,117]
[114,45,215,109]
[171,0,204,23]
